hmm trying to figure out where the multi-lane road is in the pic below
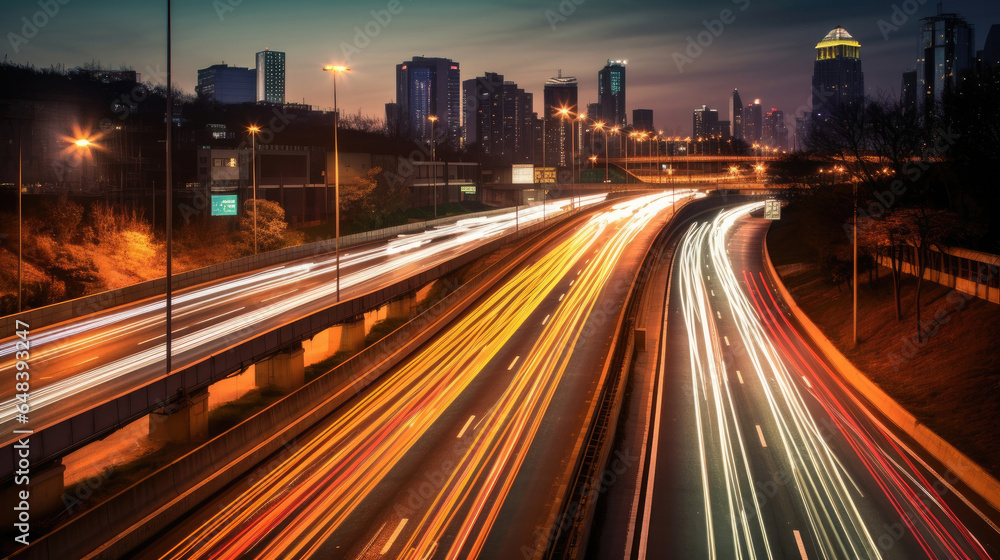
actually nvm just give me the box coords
[0,197,605,445]
[131,192,687,559]
[626,204,999,559]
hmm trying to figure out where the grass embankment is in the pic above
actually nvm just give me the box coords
[767,203,1000,477]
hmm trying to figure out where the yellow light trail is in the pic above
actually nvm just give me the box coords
[157,192,689,560]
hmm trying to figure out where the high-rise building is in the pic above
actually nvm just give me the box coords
[744,99,763,144]
[396,56,462,144]
[729,89,743,141]
[762,108,788,151]
[794,114,811,151]
[598,60,627,129]
[917,7,974,117]
[463,72,534,163]
[811,26,864,118]
[693,105,719,146]
[543,72,578,167]
[633,109,654,133]
[255,49,285,104]
[197,63,256,104]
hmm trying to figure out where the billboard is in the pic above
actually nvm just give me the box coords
[460,185,477,194]
[512,164,534,184]
[534,167,557,184]
[211,194,239,216]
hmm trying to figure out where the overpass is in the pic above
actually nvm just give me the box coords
[0,196,605,508]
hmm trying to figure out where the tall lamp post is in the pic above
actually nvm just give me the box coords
[323,64,350,302]
[428,115,438,218]
[248,125,260,255]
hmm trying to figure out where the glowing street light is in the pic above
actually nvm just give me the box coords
[428,115,438,218]
[248,125,260,255]
[323,64,350,301]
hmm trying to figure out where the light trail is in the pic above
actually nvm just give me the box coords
[0,196,608,429]
[654,203,994,559]
[152,191,689,560]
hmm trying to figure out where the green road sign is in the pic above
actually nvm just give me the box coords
[211,194,238,216]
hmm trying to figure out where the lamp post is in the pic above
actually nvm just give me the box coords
[428,115,438,218]
[17,135,22,313]
[323,64,350,301]
[248,125,260,255]
[556,108,574,187]
[853,178,858,346]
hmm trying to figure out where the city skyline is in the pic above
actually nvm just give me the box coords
[2,0,999,134]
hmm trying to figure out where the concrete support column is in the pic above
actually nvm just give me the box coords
[255,343,306,391]
[303,327,332,366]
[149,389,210,444]
[338,316,367,354]
[386,294,416,321]
[1,461,65,531]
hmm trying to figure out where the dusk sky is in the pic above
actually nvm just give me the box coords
[3,0,999,134]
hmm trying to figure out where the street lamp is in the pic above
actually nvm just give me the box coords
[428,115,438,218]
[73,137,94,191]
[248,125,260,255]
[323,64,350,301]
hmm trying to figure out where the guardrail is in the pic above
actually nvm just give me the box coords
[9,201,600,560]
[0,205,528,338]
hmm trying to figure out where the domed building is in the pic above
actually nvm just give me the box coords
[811,26,865,118]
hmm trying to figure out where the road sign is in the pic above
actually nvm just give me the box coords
[764,199,781,220]
[211,194,238,216]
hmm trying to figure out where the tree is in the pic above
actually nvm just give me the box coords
[235,199,290,256]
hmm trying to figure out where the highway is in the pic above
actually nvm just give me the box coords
[131,191,688,560]
[0,196,605,444]
[628,204,999,559]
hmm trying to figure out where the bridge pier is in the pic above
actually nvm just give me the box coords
[303,327,334,365]
[339,316,367,354]
[1,460,65,531]
[386,294,416,321]
[149,389,210,444]
[255,343,306,391]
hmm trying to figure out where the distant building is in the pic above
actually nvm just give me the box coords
[463,72,534,163]
[982,24,1000,72]
[744,99,763,144]
[729,89,743,141]
[794,113,811,151]
[256,49,285,104]
[762,108,787,151]
[396,56,462,144]
[197,64,256,104]
[916,7,974,118]
[811,26,864,118]
[543,72,579,167]
[598,60,627,129]
[633,109,654,133]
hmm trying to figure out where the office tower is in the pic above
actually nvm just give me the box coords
[693,105,718,140]
[762,108,787,151]
[587,102,602,123]
[744,99,763,144]
[633,109,654,133]
[916,6,974,117]
[811,26,864,118]
[396,56,462,144]
[598,60,627,129]
[255,49,285,104]
[729,89,743,140]
[543,72,578,167]
[463,72,534,163]
[794,114,811,151]
[197,63,256,104]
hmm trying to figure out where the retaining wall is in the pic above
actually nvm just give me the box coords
[764,228,1000,516]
